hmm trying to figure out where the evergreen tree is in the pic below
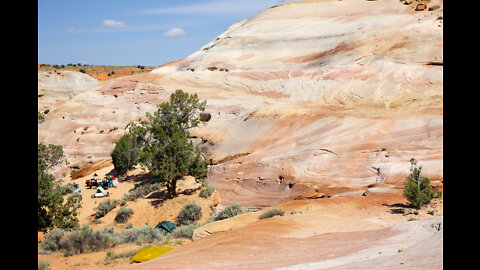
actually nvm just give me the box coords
[111,133,141,174]
[38,143,82,231]
[402,158,436,209]
[128,89,208,197]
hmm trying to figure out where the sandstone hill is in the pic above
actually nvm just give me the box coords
[38,0,443,208]
[38,0,443,269]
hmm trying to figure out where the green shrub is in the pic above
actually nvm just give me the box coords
[199,186,215,198]
[111,133,141,175]
[39,228,65,251]
[172,223,201,239]
[95,199,119,218]
[38,259,51,270]
[259,208,284,219]
[196,177,209,187]
[38,112,45,124]
[115,207,134,223]
[402,158,440,209]
[57,183,75,195]
[215,203,241,221]
[58,225,121,256]
[177,203,202,225]
[100,248,139,265]
[120,225,164,244]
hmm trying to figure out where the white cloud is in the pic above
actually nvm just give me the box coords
[102,19,126,28]
[163,27,186,37]
[137,0,289,16]
[65,27,75,32]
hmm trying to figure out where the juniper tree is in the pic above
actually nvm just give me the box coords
[38,143,82,231]
[402,158,436,209]
[111,133,141,174]
[128,89,208,197]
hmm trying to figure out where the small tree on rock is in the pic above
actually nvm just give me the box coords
[403,158,437,209]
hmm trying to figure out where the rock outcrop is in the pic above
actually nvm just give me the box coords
[38,0,443,207]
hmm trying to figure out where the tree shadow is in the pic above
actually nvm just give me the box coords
[179,187,200,195]
[123,172,154,185]
[147,190,170,208]
[382,202,414,214]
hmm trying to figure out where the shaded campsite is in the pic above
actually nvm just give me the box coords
[38,161,221,269]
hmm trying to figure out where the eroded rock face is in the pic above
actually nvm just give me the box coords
[38,0,443,207]
[38,71,99,112]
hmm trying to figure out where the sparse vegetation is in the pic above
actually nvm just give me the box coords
[38,64,154,81]
[172,223,201,239]
[215,203,242,221]
[259,208,284,219]
[199,185,215,198]
[120,225,164,245]
[99,249,139,265]
[177,203,202,225]
[38,111,45,123]
[115,207,134,223]
[95,199,119,218]
[38,259,51,270]
[57,183,76,195]
[403,158,442,209]
[40,225,121,256]
[39,224,173,256]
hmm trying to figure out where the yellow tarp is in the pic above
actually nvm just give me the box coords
[129,246,173,264]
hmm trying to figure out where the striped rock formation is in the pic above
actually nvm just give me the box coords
[38,0,443,207]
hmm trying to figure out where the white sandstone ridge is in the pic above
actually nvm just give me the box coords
[38,70,99,97]
[152,0,442,107]
[38,70,99,111]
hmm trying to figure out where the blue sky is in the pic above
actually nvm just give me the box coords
[38,0,290,67]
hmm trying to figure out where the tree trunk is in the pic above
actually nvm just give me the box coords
[167,179,178,198]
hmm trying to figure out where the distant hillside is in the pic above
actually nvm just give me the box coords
[38,64,155,81]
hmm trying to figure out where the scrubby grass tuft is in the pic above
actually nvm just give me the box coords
[114,207,134,223]
[39,228,65,252]
[199,186,215,198]
[172,223,201,239]
[95,199,119,218]
[120,225,164,245]
[59,225,121,256]
[177,203,202,225]
[215,203,242,221]
[259,208,284,219]
[38,259,51,270]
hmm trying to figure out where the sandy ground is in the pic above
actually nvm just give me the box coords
[38,164,219,269]
[38,162,442,270]
[81,193,442,270]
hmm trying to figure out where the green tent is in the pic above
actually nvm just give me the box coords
[154,221,176,234]
[129,246,173,264]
